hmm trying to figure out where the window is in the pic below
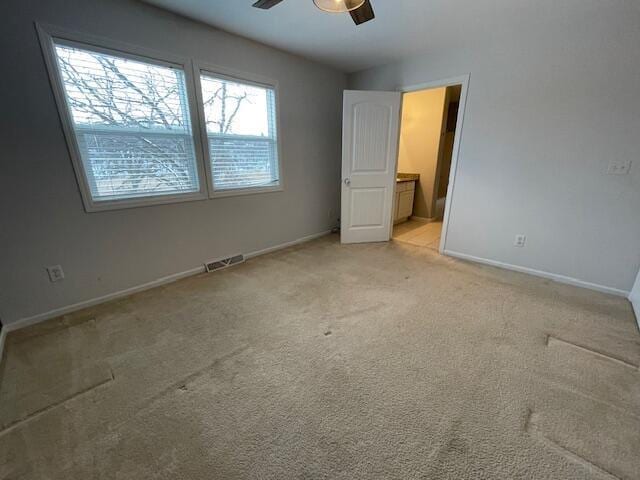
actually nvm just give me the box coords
[39,25,282,211]
[44,33,205,210]
[199,73,280,193]
[53,42,201,204]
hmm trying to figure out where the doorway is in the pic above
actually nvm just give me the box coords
[391,80,465,252]
[339,75,468,248]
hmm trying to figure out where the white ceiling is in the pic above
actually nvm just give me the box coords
[141,0,623,73]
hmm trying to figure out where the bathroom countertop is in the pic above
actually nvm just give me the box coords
[396,173,420,183]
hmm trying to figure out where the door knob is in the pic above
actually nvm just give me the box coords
[344,178,351,186]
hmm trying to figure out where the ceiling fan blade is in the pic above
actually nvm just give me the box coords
[252,0,285,9]
[350,0,375,25]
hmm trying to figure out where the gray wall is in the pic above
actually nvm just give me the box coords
[350,1,640,293]
[0,0,346,324]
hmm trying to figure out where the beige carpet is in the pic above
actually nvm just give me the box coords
[1,234,639,479]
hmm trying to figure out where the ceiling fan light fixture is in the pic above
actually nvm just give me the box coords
[313,0,365,13]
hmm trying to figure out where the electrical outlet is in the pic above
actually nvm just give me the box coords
[607,160,632,175]
[514,234,526,248]
[47,265,65,283]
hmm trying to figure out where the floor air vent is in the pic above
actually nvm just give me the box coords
[205,254,245,273]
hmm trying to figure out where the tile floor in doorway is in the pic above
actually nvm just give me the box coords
[392,220,443,250]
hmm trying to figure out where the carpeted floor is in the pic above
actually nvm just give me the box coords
[1,234,639,479]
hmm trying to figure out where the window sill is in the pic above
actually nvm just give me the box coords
[209,184,283,200]
[84,190,208,213]
[83,185,284,212]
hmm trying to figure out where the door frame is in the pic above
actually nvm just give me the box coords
[397,74,470,254]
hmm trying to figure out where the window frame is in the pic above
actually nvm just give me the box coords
[37,23,209,212]
[192,62,284,199]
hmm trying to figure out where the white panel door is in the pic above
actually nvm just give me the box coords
[341,90,401,244]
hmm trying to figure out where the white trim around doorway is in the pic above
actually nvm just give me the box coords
[397,74,470,255]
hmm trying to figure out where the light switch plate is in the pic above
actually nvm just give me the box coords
[46,265,65,282]
[514,234,526,248]
[607,160,632,175]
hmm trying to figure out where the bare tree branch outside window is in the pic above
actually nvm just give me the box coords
[55,43,278,198]
[200,75,278,190]
[55,45,254,199]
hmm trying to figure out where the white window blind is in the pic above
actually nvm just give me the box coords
[200,73,279,191]
[53,42,201,202]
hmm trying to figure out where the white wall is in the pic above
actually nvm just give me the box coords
[349,2,640,294]
[0,0,345,324]
[398,88,447,219]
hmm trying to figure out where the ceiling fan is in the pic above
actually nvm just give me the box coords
[252,0,375,26]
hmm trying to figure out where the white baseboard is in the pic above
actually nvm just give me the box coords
[5,230,333,334]
[444,250,630,298]
[6,266,206,333]
[245,230,331,259]
[0,327,7,362]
